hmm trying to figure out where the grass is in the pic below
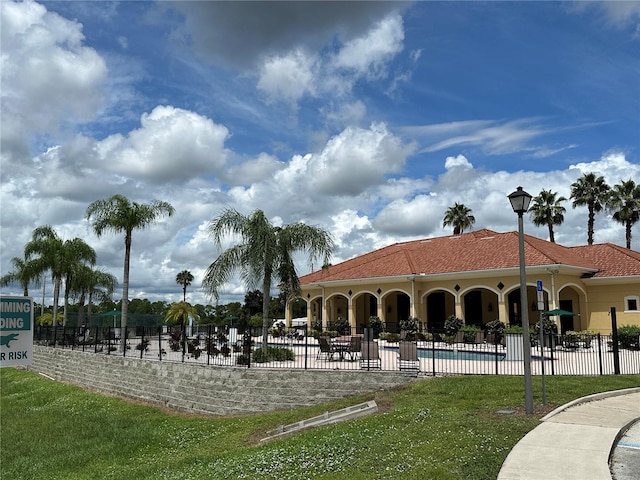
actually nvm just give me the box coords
[1,368,639,479]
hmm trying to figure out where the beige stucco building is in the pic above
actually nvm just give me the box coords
[295,229,640,334]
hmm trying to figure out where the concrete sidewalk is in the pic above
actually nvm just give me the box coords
[498,387,640,480]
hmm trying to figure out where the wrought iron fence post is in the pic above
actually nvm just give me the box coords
[303,325,308,370]
[431,334,436,376]
[610,307,620,374]
[158,326,162,361]
[597,333,603,375]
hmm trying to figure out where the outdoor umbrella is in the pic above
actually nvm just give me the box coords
[544,309,578,316]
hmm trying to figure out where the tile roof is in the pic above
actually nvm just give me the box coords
[571,243,640,278]
[300,229,640,284]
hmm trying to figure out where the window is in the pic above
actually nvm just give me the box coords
[624,296,639,312]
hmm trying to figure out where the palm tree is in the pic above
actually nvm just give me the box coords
[165,301,199,358]
[570,173,610,245]
[61,238,97,326]
[72,266,117,327]
[0,255,39,296]
[24,226,96,326]
[529,189,567,243]
[86,195,175,349]
[202,208,333,348]
[442,203,475,234]
[607,179,640,249]
[176,270,194,302]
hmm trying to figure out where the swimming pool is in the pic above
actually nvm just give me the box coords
[383,345,506,361]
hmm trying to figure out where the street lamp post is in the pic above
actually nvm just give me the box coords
[508,186,534,415]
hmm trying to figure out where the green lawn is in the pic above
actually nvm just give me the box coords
[2,368,638,479]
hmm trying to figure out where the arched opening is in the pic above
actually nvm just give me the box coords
[462,288,499,327]
[507,285,544,327]
[353,292,378,333]
[426,290,455,331]
[382,291,410,333]
[558,286,583,333]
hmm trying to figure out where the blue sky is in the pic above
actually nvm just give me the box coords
[1,1,639,305]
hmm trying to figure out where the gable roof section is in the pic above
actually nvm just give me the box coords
[299,229,632,285]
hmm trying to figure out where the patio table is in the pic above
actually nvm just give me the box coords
[331,340,350,361]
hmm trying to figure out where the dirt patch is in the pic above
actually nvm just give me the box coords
[480,403,558,419]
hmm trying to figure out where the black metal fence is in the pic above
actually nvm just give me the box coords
[33,325,640,376]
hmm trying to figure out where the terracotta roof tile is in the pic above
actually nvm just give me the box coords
[300,229,639,284]
[571,243,640,278]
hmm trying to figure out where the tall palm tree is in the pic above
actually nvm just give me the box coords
[607,179,640,249]
[72,266,117,327]
[442,203,475,234]
[86,195,175,349]
[24,226,95,326]
[0,255,39,296]
[202,208,333,347]
[570,173,610,245]
[176,270,194,302]
[529,189,567,243]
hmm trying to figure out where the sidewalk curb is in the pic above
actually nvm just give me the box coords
[541,387,640,422]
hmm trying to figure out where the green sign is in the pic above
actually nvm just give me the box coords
[0,296,34,367]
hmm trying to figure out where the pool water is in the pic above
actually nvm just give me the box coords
[384,345,506,361]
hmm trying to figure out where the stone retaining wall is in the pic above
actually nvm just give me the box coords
[31,346,420,415]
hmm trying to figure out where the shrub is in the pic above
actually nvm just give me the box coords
[168,329,182,351]
[334,317,350,335]
[380,332,400,343]
[444,315,463,336]
[485,320,506,336]
[534,318,558,335]
[617,325,640,350]
[460,325,480,343]
[366,316,385,338]
[136,338,150,352]
[236,354,250,365]
[252,346,295,363]
[399,317,420,340]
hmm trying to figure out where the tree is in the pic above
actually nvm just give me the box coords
[202,208,333,348]
[71,266,117,326]
[86,194,175,349]
[175,270,194,302]
[24,226,96,326]
[607,179,640,249]
[570,173,610,245]
[60,238,97,326]
[165,301,199,358]
[529,189,567,243]
[0,255,39,297]
[442,203,475,234]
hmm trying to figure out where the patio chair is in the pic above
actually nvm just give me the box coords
[360,341,381,369]
[347,335,362,361]
[316,336,335,361]
[398,341,419,371]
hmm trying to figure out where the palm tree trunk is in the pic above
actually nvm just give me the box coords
[121,231,132,351]
[587,205,595,246]
[548,223,555,243]
[262,276,271,350]
[52,276,61,327]
[626,221,632,249]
